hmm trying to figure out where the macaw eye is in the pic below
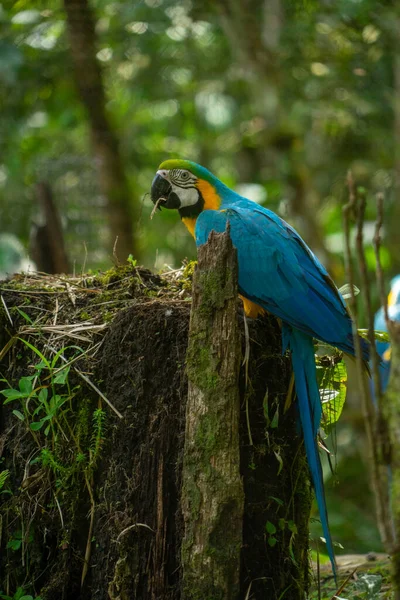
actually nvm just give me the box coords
[181,171,189,180]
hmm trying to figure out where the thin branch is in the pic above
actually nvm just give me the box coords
[343,172,393,549]
[374,193,389,325]
[355,192,381,416]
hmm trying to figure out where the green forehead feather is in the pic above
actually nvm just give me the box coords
[158,159,215,182]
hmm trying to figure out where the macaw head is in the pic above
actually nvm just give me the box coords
[150,159,226,218]
[388,275,400,308]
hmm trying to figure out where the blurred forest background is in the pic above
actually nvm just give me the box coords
[1,0,399,558]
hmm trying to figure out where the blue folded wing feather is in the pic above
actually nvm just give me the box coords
[195,203,361,358]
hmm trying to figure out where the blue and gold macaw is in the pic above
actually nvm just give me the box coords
[374,275,400,393]
[151,159,369,578]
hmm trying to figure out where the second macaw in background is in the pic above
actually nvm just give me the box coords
[151,159,370,579]
[374,275,400,394]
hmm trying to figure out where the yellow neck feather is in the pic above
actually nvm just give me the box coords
[181,179,221,238]
[196,179,221,211]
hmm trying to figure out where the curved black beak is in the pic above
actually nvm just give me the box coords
[150,174,180,210]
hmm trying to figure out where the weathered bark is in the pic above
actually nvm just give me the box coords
[29,182,70,274]
[181,229,243,599]
[0,263,311,600]
[63,0,135,261]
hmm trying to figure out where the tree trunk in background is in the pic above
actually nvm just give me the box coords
[63,0,136,262]
[30,182,70,274]
[193,0,334,270]
[390,48,400,275]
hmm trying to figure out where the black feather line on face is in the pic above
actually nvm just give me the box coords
[178,189,204,219]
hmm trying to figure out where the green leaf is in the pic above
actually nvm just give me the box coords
[266,521,276,534]
[14,307,33,324]
[270,406,279,429]
[14,589,32,600]
[53,367,70,385]
[358,329,390,343]
[30,421,45,431]
[338,283,360,299]
[7,537,22,551]
[34,360,48,373]
[287,520,298,534]
[50,394,65,410]
[2,389,25,403]
[268,536,277,547]
[38,388,48,403]
[318,360,347,434]
[0,470,9,490]
[274,450,283,475]
[17,339,50,371]
[12,409,25,421]
[268,496,283,506]
[39,414,53,422]
[19,377,33,395]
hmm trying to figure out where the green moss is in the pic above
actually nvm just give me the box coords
[181,260,197,290]
[187,343,219,390]
[197,269,234,315]
[102,310,115,322]
[94,263,136,288]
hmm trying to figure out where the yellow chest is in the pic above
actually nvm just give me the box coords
[182,217,197,238]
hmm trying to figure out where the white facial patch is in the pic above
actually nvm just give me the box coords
[171,182,199,207]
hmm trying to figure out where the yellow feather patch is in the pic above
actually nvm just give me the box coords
[388,290,395,307]
[240,295,265,318]
[181,179,221,238]
[182,217,197,238]
[383,347,392,362]
[196,179,221,211]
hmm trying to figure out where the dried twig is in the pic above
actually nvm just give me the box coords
[81,472,95,587]
[112,236,119,265]
[115,522,155,542]
[150,197,166,219]
[76,370,123,419]
[81,241,88,277]
[330,566,358,600]
[45,345,124,420]
[1,295,13,326]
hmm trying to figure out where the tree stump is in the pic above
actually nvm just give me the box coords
[0,254,311,600]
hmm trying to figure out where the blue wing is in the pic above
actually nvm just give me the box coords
[195,203,361,358]
[195,202,343,578]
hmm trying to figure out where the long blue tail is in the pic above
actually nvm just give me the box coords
[284,325,337,581]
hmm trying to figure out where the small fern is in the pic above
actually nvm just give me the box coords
[0,470,9,491]
[40,449,66,474]
[90,408,106,469]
